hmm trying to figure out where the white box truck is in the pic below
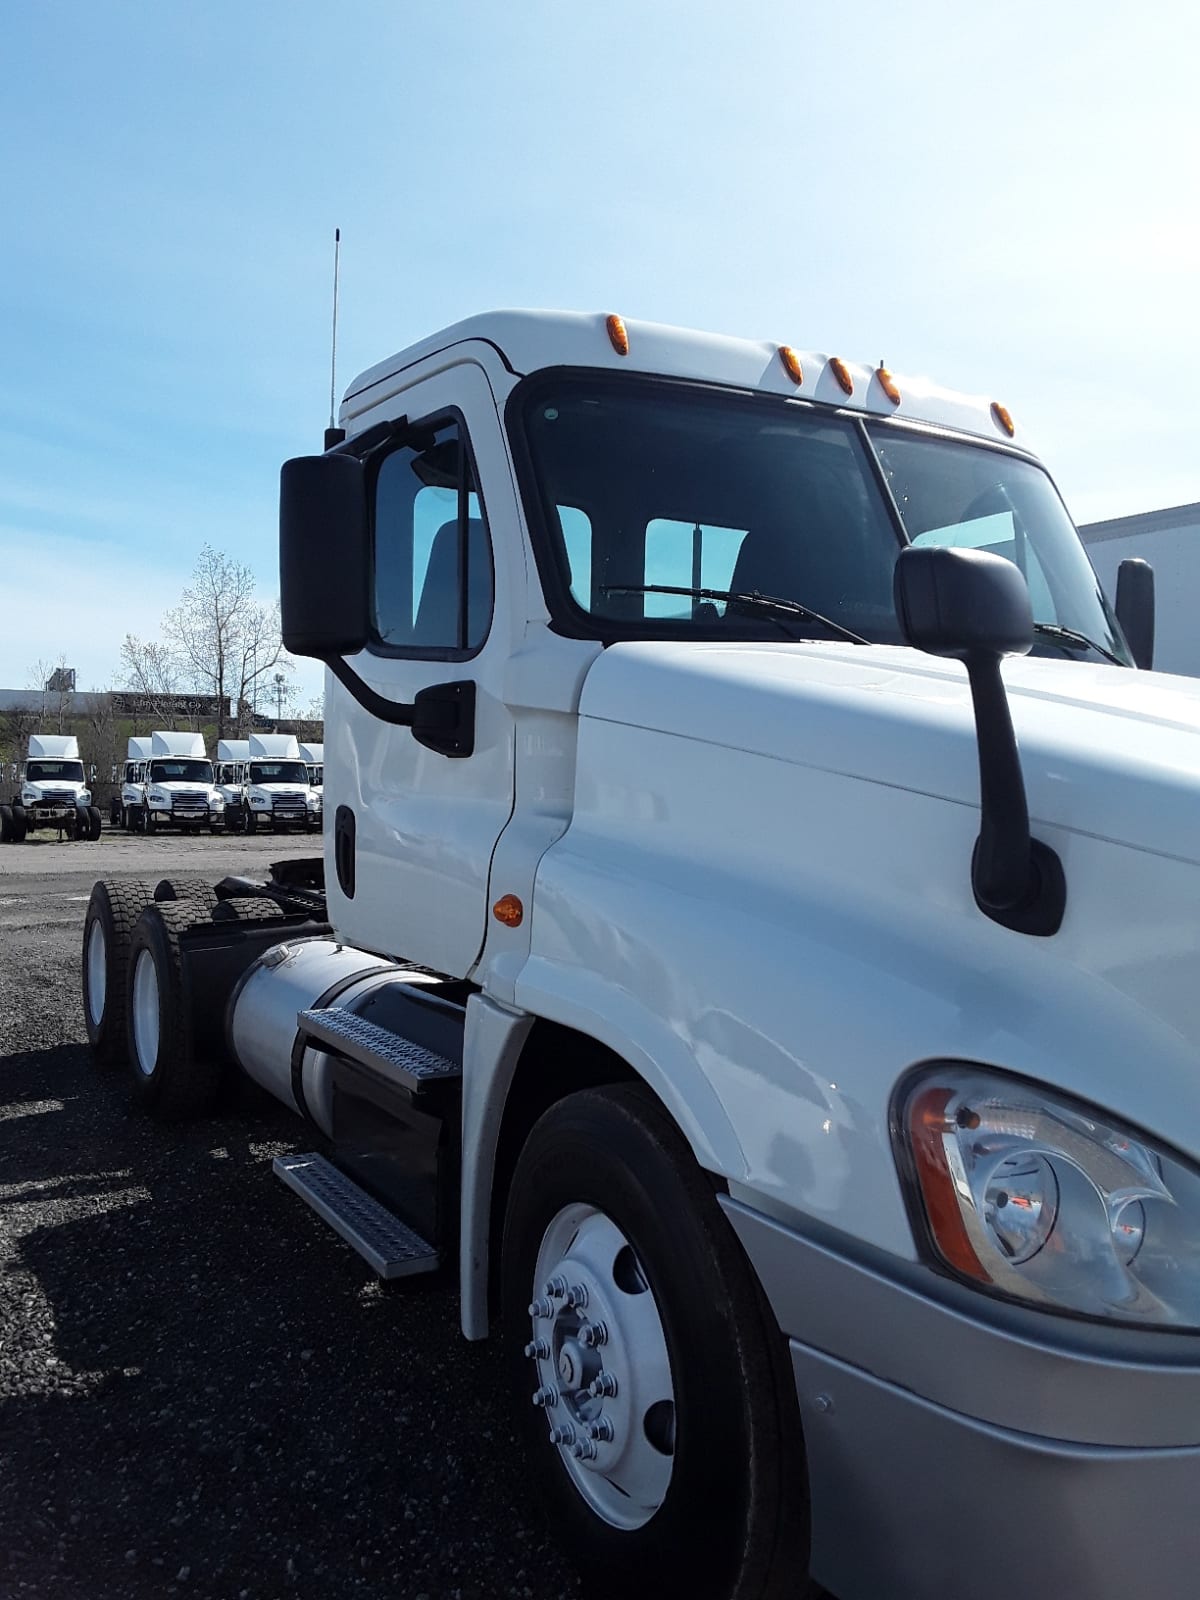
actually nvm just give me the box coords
[82,311,1196,1600]
[3,734,100,842]
[113,735,153,827]
[128,731,225,834]
[299,741,323,828]
[238,733,320,832]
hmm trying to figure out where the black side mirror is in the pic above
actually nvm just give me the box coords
[895,546,1065,936]
[279,454,370,659]
[1115,557,1155,671]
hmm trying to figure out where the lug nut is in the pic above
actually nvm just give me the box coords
[548,1423,576,1447]
[528,1297,554,1319]
[587,1372,618,1399]
[586,1417,615,1443]
[579,1321,609,1349]
[523,1338,550,1360]
[572,1438,598,1461]
[543,1275,569,1299]
[565,1282,589,1310]
[532,1385,560,1409]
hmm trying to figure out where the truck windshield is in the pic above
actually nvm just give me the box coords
[308,765,323,786]
[149,759,213,783]
[27,760,85,782]
[517,376,1130,664]
[249,761,308,784]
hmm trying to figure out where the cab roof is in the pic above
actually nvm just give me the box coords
[343,309,1026,449]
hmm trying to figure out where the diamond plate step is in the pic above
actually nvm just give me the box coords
[273,1152,438,1279]
[298,1007,461,1089]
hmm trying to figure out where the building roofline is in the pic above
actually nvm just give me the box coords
[1079,501,1200,544]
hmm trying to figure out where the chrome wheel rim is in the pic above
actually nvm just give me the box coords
[85,919,106,1026]
[131,948,160,1078]
[527,1204,675,1529]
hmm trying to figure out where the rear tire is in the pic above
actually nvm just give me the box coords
[153,877,219,920]
[210,895,285,923]
[126,903,224,1116]
[502,1085,811,1600]
[82,878,157,1064]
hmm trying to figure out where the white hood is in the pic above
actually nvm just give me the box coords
[580,641,1200,865]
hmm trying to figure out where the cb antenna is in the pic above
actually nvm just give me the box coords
[324,228,345,450]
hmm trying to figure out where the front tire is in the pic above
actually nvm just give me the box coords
[86,806,103,841]
[245,808,258,834]
[82,878,157,1063]
[502,1085,810,1600]
[126,903,224,1116]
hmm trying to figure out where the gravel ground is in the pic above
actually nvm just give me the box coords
[0,830,584,1600]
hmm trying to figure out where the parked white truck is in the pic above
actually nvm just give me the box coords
[113,735,153,827]
[214,739,250,833]
[239,732,320,832]
[81,311,1197,1600]
[126,731,225,834]
[3,734,101,841]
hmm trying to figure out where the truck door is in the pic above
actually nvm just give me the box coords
[326,361,517,978]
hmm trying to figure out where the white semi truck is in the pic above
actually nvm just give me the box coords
[81,311,1198,1600]
[214,739,251,833]
[2,734,101,841]
[238,732,320,832]
[125,731,225,833]
[114,735,153,827]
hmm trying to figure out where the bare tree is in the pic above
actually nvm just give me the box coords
[118,634,191,728]
[163,546,289,739]
[26,656,75,732]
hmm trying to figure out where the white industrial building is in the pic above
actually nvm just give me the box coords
[1080,501,1200,678]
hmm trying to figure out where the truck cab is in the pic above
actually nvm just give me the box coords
[115,736,152,827]
[83,311,1200,1600]
[3,733,100,842]
[299,741,323,825]
[239,733,319,832]
[134,731,224,833]
[215,739,250,832]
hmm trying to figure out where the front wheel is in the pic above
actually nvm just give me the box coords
[245,808,258,834]
[502,1085,811,1600]
[86,806,103,841]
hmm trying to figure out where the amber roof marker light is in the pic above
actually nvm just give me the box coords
[778,345,804,385]
[876,362,902,405]
[991,401,1016,437]
[493,894,524,927]
[606,314,630,356]
[829,357,854,396]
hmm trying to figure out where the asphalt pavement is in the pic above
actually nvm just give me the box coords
[0,829,582,1599]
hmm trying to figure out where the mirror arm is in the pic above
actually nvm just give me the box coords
[323,657,475,758]
[964,654,1065,936]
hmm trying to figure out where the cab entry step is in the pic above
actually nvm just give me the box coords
[273,1152,438,1278]
[298,1007,462,1089]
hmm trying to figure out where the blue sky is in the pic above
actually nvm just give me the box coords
[1,0,1196,697]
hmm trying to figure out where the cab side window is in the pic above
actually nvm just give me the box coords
[372,418,494,654]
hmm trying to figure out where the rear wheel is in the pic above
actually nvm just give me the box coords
[502,1085,811,1600]
[210,895,285,923]
[126,903,224,1116]
[153,877,219,920]
[82,878,157,1063]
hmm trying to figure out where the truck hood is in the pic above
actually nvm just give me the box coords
[149,781,219,797]
[22,781,88,802]
[580,641,1200,865]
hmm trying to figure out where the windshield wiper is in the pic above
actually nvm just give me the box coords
[1032,622,1125,667]
[599,585,869,646]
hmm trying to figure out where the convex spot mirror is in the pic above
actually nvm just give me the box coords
[894,544,1034,662]
[279,453,370,659]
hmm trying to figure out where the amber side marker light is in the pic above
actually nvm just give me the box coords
[876,363,901,405]
[606,314,630,356]
[991,401,1015,436]
[779,345,804,385]
[492,894,524,927]
[829,357,854,396]
[907,1085,990,1282]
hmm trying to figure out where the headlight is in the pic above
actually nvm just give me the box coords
[80,790,91,805]
[212,794,224,808]
[251,794,268,806]
[149,791,169,807]
[895,1066,1200,1330]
